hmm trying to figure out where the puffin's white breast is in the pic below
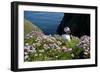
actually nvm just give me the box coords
[62,34,71,41]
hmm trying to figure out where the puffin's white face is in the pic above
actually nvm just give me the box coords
[64,27,70,33]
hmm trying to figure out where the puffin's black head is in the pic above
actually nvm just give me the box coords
[64,27,71,34]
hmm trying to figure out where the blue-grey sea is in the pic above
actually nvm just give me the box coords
[24,11,64,35]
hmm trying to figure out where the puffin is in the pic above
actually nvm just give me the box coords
[62,27,71,41]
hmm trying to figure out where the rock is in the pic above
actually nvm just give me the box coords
[57,13,90,37]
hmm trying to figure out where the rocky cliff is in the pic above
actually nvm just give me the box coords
[57,13,90,37]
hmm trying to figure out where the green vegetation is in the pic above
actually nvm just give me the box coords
[24,19,90,62]
[24,19,42,35]
[24,35,85,61]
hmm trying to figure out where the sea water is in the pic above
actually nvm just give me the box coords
[24,11,64,35]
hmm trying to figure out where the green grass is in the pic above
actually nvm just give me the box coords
[24,19,43,36]
[65,36,80,48]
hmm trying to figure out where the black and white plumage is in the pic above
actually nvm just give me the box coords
[64,27,71,34]
[62,27,71,41]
